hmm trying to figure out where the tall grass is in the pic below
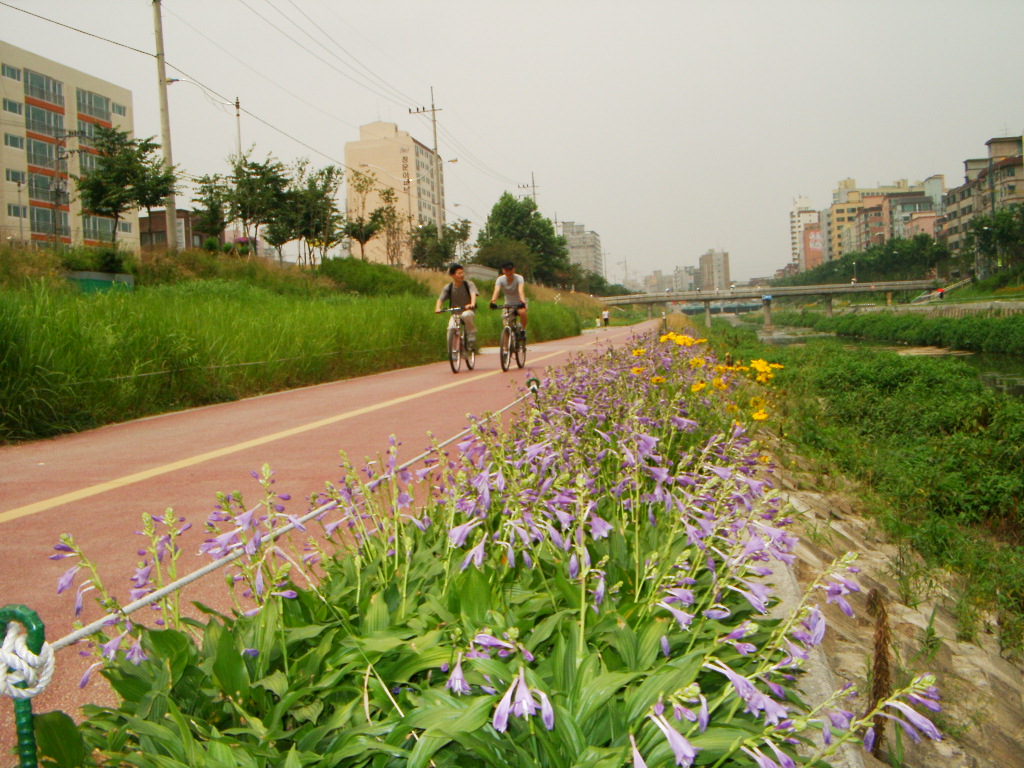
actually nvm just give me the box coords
[0,280,580,442]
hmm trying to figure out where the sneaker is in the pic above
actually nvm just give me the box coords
[468,339,477,352]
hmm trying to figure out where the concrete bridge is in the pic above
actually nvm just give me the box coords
[601,279,941,328]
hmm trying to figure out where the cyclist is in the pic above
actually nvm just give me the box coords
[435,263,478,351]
[488,261,527,339]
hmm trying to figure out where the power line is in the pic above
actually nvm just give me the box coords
[0,1,153,58]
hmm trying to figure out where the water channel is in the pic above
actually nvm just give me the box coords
[757,325,1024,397]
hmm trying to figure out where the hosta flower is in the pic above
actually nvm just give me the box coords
[648,713,698,766]
[629,734,648,768]
[445,655,471,695]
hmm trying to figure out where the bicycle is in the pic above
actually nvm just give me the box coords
[441,307,476,373]
[496,304,526,371]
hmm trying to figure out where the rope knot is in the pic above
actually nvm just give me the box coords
[0,623,55,700]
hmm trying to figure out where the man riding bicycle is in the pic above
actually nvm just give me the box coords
[489,261,527,339]
[435,263,478,351]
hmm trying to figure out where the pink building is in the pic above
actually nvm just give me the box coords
[905,211,938,238]
[802,224,823,270]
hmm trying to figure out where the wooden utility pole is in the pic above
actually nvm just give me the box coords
[152,0,178,251]
[518,172,538,204]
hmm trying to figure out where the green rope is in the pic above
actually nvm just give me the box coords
[1,604,45,768]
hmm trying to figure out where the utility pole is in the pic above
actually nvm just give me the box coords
[234,97,242,160]
[518,172,538,204]
[15,180,24,241]
[409,88,443,226]
[152,0,178,252]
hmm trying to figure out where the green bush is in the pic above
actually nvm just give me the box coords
[203,236,220,252]
[318,256,430,297]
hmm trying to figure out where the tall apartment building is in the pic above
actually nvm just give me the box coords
[672,264,699,291]
[826,178,932,260]
[698,248,730,290]
[557,220,603,277]
[789,196,817,270]
[1,41,138,250]
[343,121,449,266]
[942,136,1024,252]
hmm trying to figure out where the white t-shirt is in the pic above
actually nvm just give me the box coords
[495,273,525,304]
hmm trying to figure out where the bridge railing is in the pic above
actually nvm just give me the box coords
[602,279,941,306]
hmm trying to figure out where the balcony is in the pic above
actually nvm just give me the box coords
[24,83,64,108]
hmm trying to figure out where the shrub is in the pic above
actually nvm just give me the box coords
[318,256,430,296]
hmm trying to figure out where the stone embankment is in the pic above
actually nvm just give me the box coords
[771,448,1024,768]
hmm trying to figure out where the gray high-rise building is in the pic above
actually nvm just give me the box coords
[557,221,603,277]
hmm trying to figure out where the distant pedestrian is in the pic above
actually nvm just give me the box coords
[601,309,610,327]
[938,288,945,300]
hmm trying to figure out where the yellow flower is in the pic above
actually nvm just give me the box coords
[674,335,696,347]
[726,403,739,413]
[752,409,769,420]
[749,396,766,409]
[690,381,706,393]
[688,357,706,369]
[650,375,666,384]
[631,366,644,375]
[632,348,646,356]
[659,333,675,343]
[758,454,771,464]
[712,377,727,390]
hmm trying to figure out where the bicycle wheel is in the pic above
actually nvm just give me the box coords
[500,326,513,371]
[514,327,526,368]
[447,326,462,373]
[464,328,476,370]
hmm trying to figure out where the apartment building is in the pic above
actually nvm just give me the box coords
[789,196,817,270]
[826,178,929,261]
[557,220,603,277]
[698,248,730,290]
[1,41,138,250]
[343,121,449,266]
[941,136,1024,252]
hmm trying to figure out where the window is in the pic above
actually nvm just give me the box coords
[4,133,25,149]
[25,104,64,136]
[78,151,98,172]
[77,120,96,146]
[7,203,27,218]
[23,69,64,107]
[2,63,21,81]
[76,88,110,121]
[2,98,22,115]
[119,221,132,233]
[29,206,69,236]
[5,168,26,184]
[26,138,55,168]
[27,172,54,202]
[82,214,115,241]
[112,102,126,117]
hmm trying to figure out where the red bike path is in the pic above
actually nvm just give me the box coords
[0,321,658,752]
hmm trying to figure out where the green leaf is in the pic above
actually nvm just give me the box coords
[145,628,194,683]
[291,699,324,724]
[363,591,391,633]
[455,566,491,626]
[253,669,290,698]
[34,711,87,768]
[283,745,303,768]
[212,624,250,699]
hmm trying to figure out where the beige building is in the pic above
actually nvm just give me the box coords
[343,121,449,265]
[942,136,1024,252]
[789,196,817,270]
[557,220,603,277]
[1,41,138,250]
[826,178,928,261]
[698,248,730,290]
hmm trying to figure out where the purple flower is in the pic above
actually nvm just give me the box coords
[78,662,102,688]
[658,602,693,630]
[537,689,555,729]
[740,746,780,768]
[588,514,613,539]
[862,727,876,753]
[697,695,709,732]
[460,540,486,571]
[242,648,259,658]
[492,675,518,733]
[629,734,648,768]
[661,635,671,657]
[100,631,127,660]
[446,656,472,695]
[511,668,538,717]
[449,519,482,547]
[272,590,298,599]
[125,637,148,665]
[886,700,942,741]
[648,713,698,766]
[57,563,79,594]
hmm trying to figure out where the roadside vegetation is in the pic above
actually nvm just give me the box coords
[706,322,1024,654]
[41,326,941,767]
[0,245,586,444]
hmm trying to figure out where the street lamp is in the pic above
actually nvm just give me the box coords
[852,260,857,283]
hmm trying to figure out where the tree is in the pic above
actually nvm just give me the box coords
[411,218,472,269]
[74,125,177,245]
[227,152,290,255]
[342,171,385,260]
[191,174,229,245]
[290,162,344,266]
[477,192,570,284]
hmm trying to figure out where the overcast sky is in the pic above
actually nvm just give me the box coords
[3,1,1023,282]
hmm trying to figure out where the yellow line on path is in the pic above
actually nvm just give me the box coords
[1,348,572,525]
